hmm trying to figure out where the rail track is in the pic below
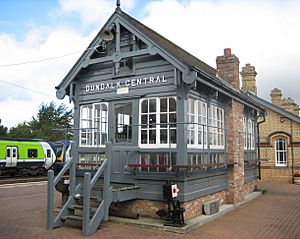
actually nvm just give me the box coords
[0,175,48,185]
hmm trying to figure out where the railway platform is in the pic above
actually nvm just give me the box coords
[0,181,299,239]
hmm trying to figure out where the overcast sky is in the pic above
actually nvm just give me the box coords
[0,0,299,128]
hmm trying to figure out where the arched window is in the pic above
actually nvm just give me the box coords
[275,138,287,166]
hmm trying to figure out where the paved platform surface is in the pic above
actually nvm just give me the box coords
[0,181,299,239]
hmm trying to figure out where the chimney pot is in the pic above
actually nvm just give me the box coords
[224,48,231,57]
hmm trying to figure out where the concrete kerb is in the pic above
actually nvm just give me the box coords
[108,190,263,233]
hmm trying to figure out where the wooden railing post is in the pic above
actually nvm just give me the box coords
[82,172,91,236]
[69,159,75,195]
[47,170,54,229]
[104,142,112,221]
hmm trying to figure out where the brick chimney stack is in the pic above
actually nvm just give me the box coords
[241,63,257,95]
[282,97,300,116]
[270,88,282,106]
[216,48,240,90]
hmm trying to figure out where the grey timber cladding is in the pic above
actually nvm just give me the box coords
[77,55,176,102]
[56,8,219,97]
[54,6,263,206]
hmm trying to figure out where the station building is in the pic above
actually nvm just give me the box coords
[55,5,264,223]
[241,69,300,183]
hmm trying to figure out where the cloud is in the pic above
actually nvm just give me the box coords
[141,0,300,104]
[0,1,120,128]
[53,0,135,28]
[0,27,92,128]
[1,0,300,128]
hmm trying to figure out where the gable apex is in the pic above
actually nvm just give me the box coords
[56,9,217,100]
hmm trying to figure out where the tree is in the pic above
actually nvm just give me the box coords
[8,122,32,138]
[0,119,8,136]
[8,102,73,141]
[31,102,73,141]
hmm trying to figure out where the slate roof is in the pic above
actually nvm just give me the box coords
[57,7,266,113]
[120,10,217,77]
[246,92,300,124]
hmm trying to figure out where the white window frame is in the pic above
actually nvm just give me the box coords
[243,117,256,151]
[275,138,287,166]
[208,105,225,149]
[243,117,248,150]
[79,102,108,147]
[187,98,207,148]
[139,97,177,148]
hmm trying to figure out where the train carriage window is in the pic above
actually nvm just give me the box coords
[28,149,38,158]
[47,149,51,158]
[12,148,17,158]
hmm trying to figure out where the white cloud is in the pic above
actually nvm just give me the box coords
[0,27,92,128]
[141,0,300,103]
[1,0,300,128]
[0,0,120,129]
[55,0,135,27]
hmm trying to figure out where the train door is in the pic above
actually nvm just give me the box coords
[6,146,18,167]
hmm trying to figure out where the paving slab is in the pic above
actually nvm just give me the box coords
[0,181,299,239]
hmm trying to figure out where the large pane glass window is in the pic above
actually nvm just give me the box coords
[80,105,93,146]
[275,138,287,166]
[208,105,224,149]
[243,117,248,150]
[198,101,207,145]
[243,117,256,161]
[94,103,108,146]
[80,103,108,147]
[140,97,176,146]
[187,98,207,147]
[187,98,196,145]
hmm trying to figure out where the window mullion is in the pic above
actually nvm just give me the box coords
[157,98,160,145]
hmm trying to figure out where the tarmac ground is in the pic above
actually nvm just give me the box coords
[0,181,299,239]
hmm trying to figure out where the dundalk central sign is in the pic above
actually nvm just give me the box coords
[85,74,167,93]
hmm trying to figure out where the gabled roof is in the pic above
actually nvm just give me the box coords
[246,92,300,124]
[120,11,217,76]
[56,8,217,96]
[55,7,264,114]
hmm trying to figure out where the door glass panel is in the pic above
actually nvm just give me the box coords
[115,103,132,143]
[6,148,11,158]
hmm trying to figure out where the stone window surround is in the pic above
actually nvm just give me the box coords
[275,137,287,166]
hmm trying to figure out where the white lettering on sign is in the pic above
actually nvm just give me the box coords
[85,75,167,93]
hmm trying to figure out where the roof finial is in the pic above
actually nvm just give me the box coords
[116,0,121,8]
